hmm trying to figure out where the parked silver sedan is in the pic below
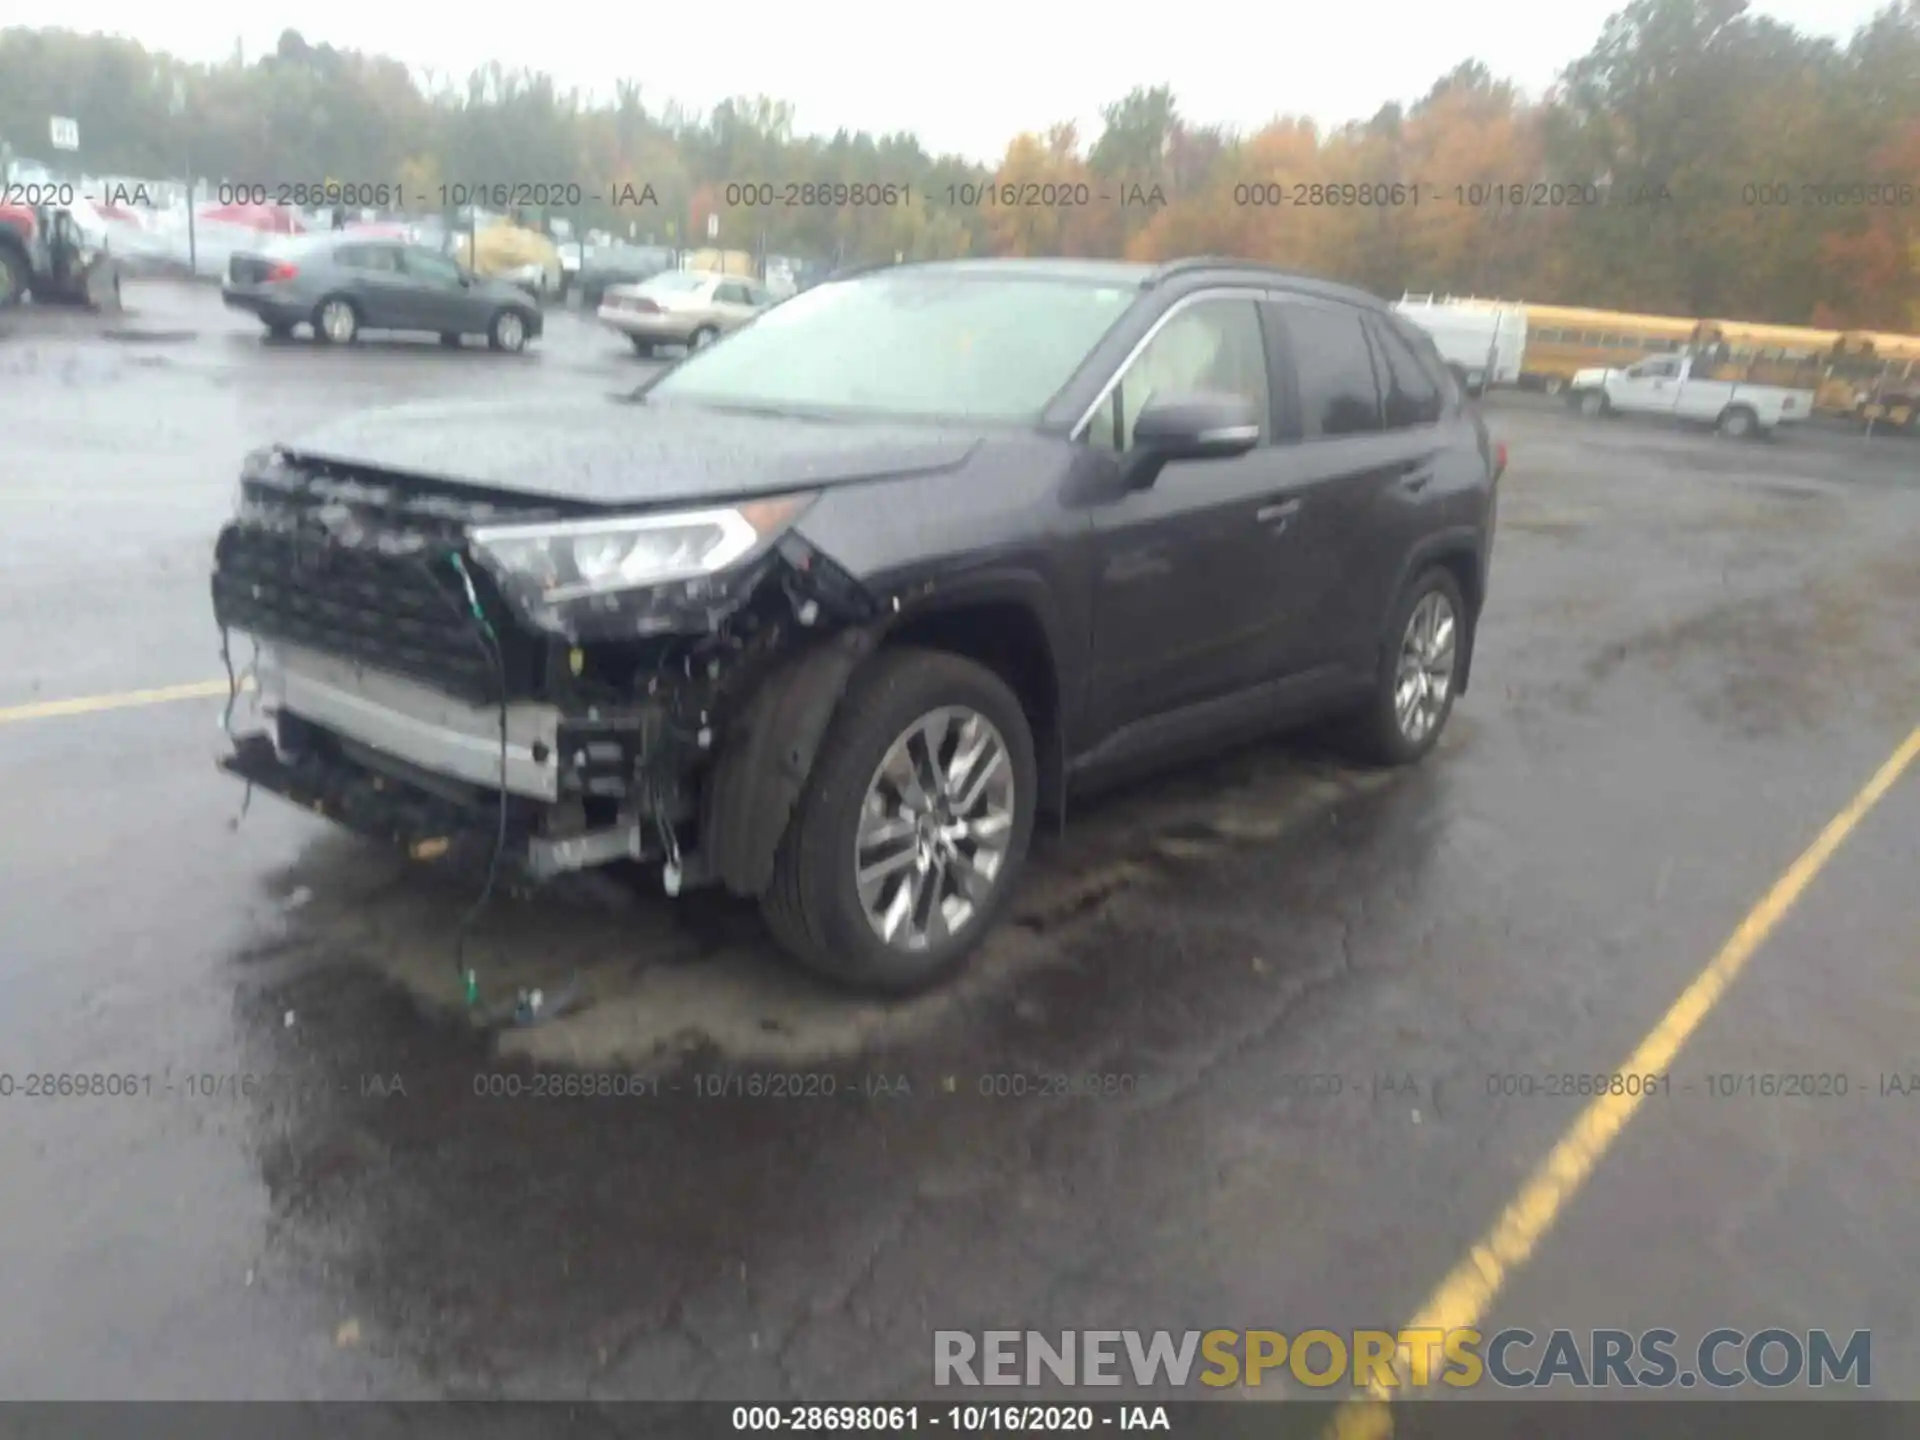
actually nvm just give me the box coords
[221,233,546,352]
[597,269,773,355]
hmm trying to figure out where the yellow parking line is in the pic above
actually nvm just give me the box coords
[1331,722,1920,1439]
[0,678,249,726]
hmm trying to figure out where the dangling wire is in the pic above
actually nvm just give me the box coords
[218,626,254,825]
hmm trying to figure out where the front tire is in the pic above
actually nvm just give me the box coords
[688,324,718,351]
[759,648,1037,995]
[1346,567,1469,767]
[489,309,529,353]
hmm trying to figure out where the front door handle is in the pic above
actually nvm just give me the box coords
[1403,468,1435,493]
[1255,499,1301,524]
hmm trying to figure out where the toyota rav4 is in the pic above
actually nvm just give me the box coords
[211,257,1503,994]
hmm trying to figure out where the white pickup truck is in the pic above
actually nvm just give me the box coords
[1568,352,1813,438]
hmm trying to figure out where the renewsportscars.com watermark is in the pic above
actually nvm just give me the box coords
[934,1329,1871,1390]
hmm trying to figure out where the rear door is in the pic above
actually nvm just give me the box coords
[1250,296,1411,677]
[711,279,758,332]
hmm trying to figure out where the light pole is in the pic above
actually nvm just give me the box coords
[170,78,196,275]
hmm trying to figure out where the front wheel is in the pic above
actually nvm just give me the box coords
[759,648,1037,995]
[688,324,718,351]
[488,309,529,353]
[1345,567,1469,767]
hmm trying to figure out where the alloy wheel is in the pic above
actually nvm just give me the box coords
[853,706,1017,953]
[1393,590,1458,745]
[319,300,355,342]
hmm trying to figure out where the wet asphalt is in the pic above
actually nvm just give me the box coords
[0,283,1917,1403]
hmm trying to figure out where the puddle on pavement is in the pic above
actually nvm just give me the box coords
[232,738,1397,1073]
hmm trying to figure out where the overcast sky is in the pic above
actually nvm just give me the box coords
[14,0,1897,164]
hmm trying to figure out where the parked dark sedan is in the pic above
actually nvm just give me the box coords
[210,257,1502,995]
[567,242,674,308]
[222,233,545,351]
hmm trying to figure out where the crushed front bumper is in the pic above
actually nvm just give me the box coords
[222,636,679,881]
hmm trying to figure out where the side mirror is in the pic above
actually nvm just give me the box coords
[1123,392,1261,488]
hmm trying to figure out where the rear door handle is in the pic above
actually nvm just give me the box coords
[1402,467,1435,493]
[1255,499,1301,524]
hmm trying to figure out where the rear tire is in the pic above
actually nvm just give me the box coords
[1344,567,1469,768]
[1543,375,1566,397]
[629,335,655,357]
[0,247,30,308]
[1717,405,1757,439]
[312,296,358,345]
[759,648,1037,996]
[1577,388,1608,418]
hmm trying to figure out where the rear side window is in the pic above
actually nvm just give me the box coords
[1282,303,1382,437]
[1367,318,1442,427]
[338,245,400,272]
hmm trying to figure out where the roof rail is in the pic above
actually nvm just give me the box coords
[1146,255,1312,287]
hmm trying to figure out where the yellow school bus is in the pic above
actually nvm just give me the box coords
[1691,319,1835,389]
[1826,330,1920,429]
[1517,305,1702,393]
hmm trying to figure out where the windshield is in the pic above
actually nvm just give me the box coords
[646,272,1137,422]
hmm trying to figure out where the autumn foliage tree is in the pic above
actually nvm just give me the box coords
[3,0,1918,324]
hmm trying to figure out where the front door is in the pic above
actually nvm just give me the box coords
[336,243,416,330]
[1082,294,1315,733]
[397,245,475,333]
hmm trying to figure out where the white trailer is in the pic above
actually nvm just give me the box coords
[1392,294,1527,396]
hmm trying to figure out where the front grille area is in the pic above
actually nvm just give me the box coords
[211,461,568,703]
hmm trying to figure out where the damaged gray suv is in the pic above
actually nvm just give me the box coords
[212,257,1503,994]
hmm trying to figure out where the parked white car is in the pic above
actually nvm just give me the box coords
[1568,352,1813,438]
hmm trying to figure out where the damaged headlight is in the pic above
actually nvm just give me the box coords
[468,494,816,605]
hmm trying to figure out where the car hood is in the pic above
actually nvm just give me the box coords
[279,396,985,506]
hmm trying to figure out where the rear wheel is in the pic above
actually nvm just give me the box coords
[1577,388,1608,418]
[1542,375,1567,397]
[488,309,528,353]
[1717,405,1757,439]
[759,648,1037,995]
[629,335,655,357]
[0,247,29,308]
[312,296,358,344]
[1345,567,1469,767]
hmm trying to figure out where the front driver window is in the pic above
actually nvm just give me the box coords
[1084,298,1270,453]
